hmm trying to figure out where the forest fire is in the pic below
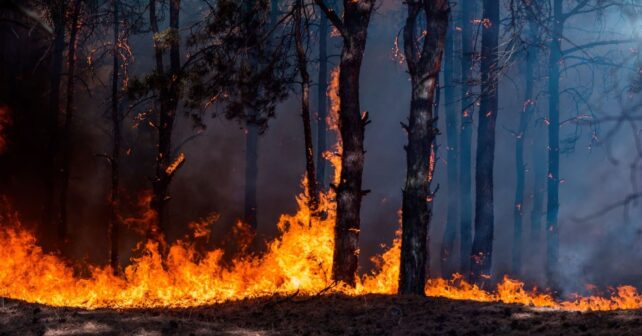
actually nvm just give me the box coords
[4,0,642,334]
[0,151,640,311]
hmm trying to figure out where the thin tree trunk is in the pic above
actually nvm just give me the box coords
[150,0,181,237]
[44,0,66,242]
[458,0,475,277]
[316,2,329,191]
[470,0,499,284]
[546,0,563,289]
[511,7,538,276]
[530,119,546,249]
[440,10,459,278]
[59,0,82,243]
[242,0,260,231]
[109,0,121,274]
[244,123,259,229]
[294,0,319,211]
[399,0,449,295]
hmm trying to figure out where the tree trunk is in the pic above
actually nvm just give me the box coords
[241,0,262,231]
[294,0,319,211]
[315,0,374,286]
[470,0,499,284]
[59,0,82,245]
[109,0,121,274]
[546,0,563,289]
[458,0,475,277]
[511,8,538,277]
[440,11,459,278]
[399,0,449,295]
[316,2,329,191]
[150,0,181,237]
[44,0,66,242]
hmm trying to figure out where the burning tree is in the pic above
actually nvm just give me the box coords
[313,0,375,287]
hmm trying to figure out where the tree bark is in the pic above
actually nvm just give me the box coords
[546,0,563,289]
[440,9,459,278]
[109,0,121,273]
[59,0,82,245]
[314,0,375,286]
[458,0,475,277]
[399,0,449,295]
[470,0,499,284]
[512,5,538,277]
[294,0,319,211]
[44,0,66,242]
[316,1,329,191]
[150,0,182,237]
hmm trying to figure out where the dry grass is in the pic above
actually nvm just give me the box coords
[1,294,641,335]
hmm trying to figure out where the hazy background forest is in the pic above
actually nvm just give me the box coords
[2,0,642,296]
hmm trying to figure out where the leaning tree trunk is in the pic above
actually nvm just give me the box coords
[511,8,538,276]
[316,1,329,191]
[294,0,319,211]
[399,0,449,295]
[440,10,459,278]
[44,1,66,242]
[109,0,122,273]
[458,0,475,277]
[546,0,563,289]
[470,0,499,284]
[59,0,82,244]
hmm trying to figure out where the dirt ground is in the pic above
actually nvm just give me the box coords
[0,294,641,335]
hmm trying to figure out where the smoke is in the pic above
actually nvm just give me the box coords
[2,0,642,295]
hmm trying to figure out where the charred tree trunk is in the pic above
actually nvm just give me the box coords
[511,8,538,277]
[44,0,66,241]
[314,0,375,286]
[399,0,449,296]
[109,0,121,273]
[242,0,261,231]
[440,10,458,278]
[295,0,319,211]
[470,0,499,284]
[316,1,329,191]
[458,0,475,277]
[59,0,82,244]
[150,0,182,237]
[546,0,563,288]
[244,122,259,229]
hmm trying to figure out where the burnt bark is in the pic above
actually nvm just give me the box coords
[294,0,319,211]
[399,0,449,296]
[58,0,82,244]
[44,0,66,242]
[458,0,476,277]
[512,6,538,277]
[109,0,121,273]
[546,0,563,288]
[470,0,499,284]
[314,0,375,286]
[316,1,329,191]
[149,0,182,238]
[440,10,458,278]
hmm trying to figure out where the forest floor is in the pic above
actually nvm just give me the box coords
[0,294,641,336]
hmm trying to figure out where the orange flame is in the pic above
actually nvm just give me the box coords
[0,77,640,311]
